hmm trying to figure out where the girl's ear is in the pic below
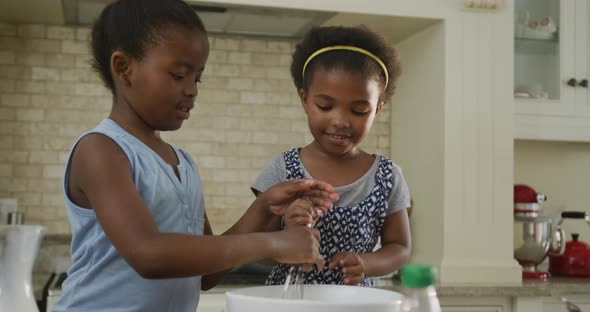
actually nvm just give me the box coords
[111,51,132,87]
[376,101,384,115]
[299,88,310,113]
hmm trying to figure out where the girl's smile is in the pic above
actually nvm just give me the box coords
[325,132,352,145]
[176,101,194,120]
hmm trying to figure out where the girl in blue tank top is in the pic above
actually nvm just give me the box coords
[53,1,338,311]
[252,26,412,287]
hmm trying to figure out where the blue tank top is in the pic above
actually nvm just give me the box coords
[53,119,205,312]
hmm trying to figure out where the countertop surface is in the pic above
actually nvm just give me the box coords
[374,276,590,297]
[206,275,590,297]
[39,239,590,299]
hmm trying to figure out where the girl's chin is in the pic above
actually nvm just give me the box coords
[318,142,357,155]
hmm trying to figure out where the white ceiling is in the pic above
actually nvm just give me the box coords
[324,13,439,43]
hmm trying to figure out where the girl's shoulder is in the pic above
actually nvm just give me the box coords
[251,149,296,193]
[375,154,404,173]
[282,147,300,159]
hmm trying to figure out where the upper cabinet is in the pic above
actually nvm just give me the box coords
[514,0,590,141]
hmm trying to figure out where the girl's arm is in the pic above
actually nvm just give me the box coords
[70,135,325,279]
[328,208,411,284]
[361,208,411,276]
[249,189,282,232]
[201,185,338,290]
[226,181,336,235]
[200,213,226,290]
[201,182,337,290]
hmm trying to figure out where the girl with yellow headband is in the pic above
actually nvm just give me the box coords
[252,25,411,286]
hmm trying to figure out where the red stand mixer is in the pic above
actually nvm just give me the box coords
[549,211,590,277]
[513,184,565,280]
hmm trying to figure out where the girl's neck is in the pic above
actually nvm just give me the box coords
[300,142,375,187]
[304,141,364,161]
[109,114,161,146]
[109,99,162,146]
[109,110,180,168]
[109,96,180,170]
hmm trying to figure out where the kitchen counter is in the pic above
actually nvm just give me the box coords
[205,276,590,298]
[36,238,590,300]
[374,276,590,297]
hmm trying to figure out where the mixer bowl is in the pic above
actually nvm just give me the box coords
[513,214,559,279]
[514,215,553,265]
[225,285,403,312]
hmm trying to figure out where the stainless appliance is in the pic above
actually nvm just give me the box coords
[513,184,565,280]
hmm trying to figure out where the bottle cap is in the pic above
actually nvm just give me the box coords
[401,264,436,288]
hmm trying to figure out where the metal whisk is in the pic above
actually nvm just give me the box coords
[281,223,311,300]
[282,264,305,299]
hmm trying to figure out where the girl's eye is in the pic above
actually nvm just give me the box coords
[353,111,370,116]
[316,105,331,111]
[170,73,184,81]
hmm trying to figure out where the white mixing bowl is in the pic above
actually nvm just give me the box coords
[225,285,403,312]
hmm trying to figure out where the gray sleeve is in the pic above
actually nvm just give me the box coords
[387,163,411,215]
[251,154,287,194]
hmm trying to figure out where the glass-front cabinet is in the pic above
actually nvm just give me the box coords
[514,0,590,141]
[514,0,560,103]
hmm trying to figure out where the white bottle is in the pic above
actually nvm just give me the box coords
[400,265,441,312]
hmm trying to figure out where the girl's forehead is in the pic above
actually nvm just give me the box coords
[308,68,382,101]
[310,68,381,88]
[147,26,209,63]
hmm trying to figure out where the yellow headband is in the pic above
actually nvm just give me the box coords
[301,45,389,89]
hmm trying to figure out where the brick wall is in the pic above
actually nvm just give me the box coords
[0,23,392,235]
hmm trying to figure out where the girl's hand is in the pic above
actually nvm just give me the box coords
[261,179,338,216]
[271,226,325,271]
[283,198,323,228]
[329,252,366,285]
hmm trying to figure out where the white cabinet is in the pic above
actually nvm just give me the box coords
[198,293,226,312]
[542,297,590,312]
[515,0,590,142]
[440,296,512,312]
[514,295,590,312]
[443,308,507,312]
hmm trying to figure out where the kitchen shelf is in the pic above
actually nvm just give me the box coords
[515,37,558,55]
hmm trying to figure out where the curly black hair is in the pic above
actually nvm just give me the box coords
[90,0,206,95]
[291,25,401,102]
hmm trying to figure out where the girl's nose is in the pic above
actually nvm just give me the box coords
[184,81,198,98]
[331,111,351,128]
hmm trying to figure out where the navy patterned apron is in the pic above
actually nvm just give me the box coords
[266,148,393,287]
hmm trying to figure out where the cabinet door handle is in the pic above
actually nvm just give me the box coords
[579,79,588,88]
[567,78,577,87]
